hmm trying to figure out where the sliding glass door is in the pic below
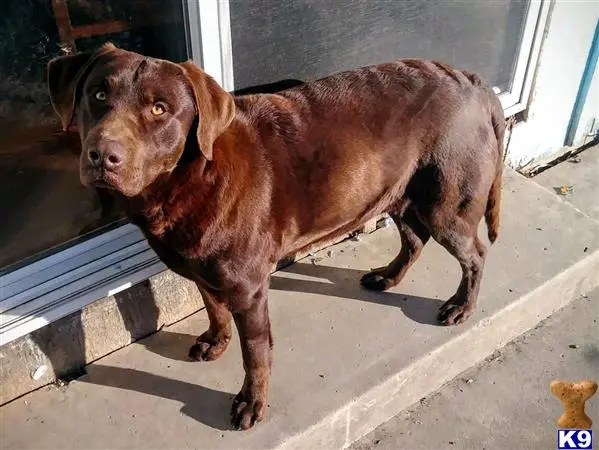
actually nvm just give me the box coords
[227,0,548,114]
[0,0,196,345]
[0,0,189,271]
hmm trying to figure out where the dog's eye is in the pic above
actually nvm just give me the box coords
[94,90,107,102]
[151,103,166,116]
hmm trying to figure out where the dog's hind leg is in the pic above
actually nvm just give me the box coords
[435,221,487,326]
[360,208,430,291]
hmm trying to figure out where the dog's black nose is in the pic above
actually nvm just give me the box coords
[88,149,101,166]
[88,141,125,171]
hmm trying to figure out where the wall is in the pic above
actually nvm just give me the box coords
[574,66,598,146]
[506,1,599,169]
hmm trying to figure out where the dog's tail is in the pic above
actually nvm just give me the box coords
[485,164,502,244]
[485,94,508,244]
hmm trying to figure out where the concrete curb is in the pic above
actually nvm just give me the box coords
[0,271,202,405]
[281,250,599,449]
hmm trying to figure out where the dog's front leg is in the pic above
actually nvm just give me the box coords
[230,283,273,430]
[189,283,233,361]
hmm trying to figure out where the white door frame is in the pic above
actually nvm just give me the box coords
[499,0,552,117]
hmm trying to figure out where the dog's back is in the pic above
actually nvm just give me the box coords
[231,59,503,258]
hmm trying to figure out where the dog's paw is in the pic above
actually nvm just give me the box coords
[188,331,230,361]
[360,271,394,291]
[230,390,266,430]
[437,297,473,325]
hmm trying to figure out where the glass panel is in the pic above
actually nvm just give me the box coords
[230,0,530,93]
[0,0,188,271]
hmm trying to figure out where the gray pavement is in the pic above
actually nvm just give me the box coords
[351,289,599,450]
[534,145,599,222]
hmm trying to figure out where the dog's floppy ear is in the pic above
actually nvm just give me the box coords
[179,60,235,161]
[47,43,117,130]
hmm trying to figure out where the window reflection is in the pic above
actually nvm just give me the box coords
[0,0,188,270]
[230,0,530,93]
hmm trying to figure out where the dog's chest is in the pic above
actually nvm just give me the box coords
[131,209,223,283]
[145,231,229,290]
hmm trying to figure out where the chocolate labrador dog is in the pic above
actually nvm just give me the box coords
[48,43,504,430]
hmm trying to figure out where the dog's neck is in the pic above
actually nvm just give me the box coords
[126,161,218,238]
[125,118,255,250]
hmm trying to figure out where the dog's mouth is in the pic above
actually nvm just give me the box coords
[82,167,122,192]
[83,168,143,197]
[95,170,120,189]
[92,178,118,190]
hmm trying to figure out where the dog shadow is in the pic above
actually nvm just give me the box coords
[80,364,235,431]
[270,262,446,326]
[141,261,445,366]
[140,329,198,362]
[80,261,445,431]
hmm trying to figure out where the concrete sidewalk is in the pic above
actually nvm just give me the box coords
[351,289,599,450]
[534,145,599,222]
[1,167,598,449]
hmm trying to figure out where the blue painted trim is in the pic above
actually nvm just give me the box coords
[565,19,599,146]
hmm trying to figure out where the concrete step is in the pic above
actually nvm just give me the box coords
[533,145,599,222]
[2,168,598,449]
[351,289,599,450]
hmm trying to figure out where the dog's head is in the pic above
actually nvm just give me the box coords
[47,43,235,197]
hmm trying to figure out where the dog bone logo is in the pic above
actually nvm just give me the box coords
[551,380,597,429]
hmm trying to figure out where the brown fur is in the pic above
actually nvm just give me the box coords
[48,44,504,430]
